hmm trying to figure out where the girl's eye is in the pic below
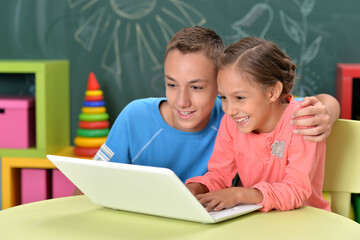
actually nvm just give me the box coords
[166,83,176,88]
[219,96,226,100]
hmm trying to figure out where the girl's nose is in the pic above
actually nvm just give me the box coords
[225,101,238,117]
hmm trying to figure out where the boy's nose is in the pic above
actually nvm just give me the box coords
[177,89,191,108]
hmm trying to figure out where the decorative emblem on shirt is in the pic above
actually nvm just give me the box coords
[271,141,285,158]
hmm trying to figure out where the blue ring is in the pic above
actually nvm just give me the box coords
[83,100,106,107]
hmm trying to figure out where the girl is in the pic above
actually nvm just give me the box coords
[186,37,331,212]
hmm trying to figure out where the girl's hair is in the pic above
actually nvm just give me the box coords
[219,37,296,95]
[165,26,225,72]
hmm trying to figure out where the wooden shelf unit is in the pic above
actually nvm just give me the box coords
[0,60,70,157]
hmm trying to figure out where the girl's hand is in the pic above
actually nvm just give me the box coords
[197,188,240,212]
[291,96,332,142]
[196,187,263,212]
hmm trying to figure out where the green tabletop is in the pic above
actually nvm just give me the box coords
[0,196,359,240]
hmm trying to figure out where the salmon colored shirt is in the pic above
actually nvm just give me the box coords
[186,97,330,212]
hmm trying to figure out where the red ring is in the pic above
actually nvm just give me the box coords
[79,120,110,129]
[74,146,99,157]
[84,95,104,101]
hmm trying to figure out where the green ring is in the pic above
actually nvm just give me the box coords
[79,113,109,121]
[77,128,110,137]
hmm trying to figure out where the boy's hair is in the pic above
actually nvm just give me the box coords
[219,37,296,95]
[164,26,225,72]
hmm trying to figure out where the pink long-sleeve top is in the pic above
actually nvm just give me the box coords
[186,98,330,212]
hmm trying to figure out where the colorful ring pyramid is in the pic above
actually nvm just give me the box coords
[73,72,110,157]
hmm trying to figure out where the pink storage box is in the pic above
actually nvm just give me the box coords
[52,169,76,198]
[0,96,36,148]
[21,169,50,204]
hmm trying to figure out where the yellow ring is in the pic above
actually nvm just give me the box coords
[74,136,107,148]
[85,90,103,96]
[82,106,106,114]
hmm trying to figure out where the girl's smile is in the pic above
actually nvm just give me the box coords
[217,64,286,134]
[234,116,250,125]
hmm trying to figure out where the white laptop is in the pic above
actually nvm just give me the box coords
[47,155,262,224]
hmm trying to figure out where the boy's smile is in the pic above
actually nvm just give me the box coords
[161,49,218,132]
[177,110,195,119]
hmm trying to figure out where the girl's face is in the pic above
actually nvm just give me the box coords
[217,65,277,134]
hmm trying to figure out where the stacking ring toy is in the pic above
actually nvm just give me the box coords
[74,136,107,148]
[85,90,103,96]
[77,128,110,137]
[79,121,110,129]
[74,146,100,157]
[84,95,104,101]
[82,106,106,114]
[79,113,109,121]
[79,120,110,129]
[83,100,106,107]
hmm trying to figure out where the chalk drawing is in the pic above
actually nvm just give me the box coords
[229,0,322,96]
[110,0,157,20]
[74,7,105,51]
[68,0,207,84]
[280,0,322,96]
[101,20,121,75]
[230,3,274,41]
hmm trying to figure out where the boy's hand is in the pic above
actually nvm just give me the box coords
[291,96,332,142]
[73,187,84,196]
[186,182,209,196]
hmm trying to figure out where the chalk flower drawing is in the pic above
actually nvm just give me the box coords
[229,0,322,96]
[230,3,274,40]
[280,0,322,96]
[67,0,206,76]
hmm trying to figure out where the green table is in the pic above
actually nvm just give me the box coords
[0,196,359,240]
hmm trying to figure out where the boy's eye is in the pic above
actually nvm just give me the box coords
[192,86,203,90]
[219,95,226,100]
[166,83,176,88]
[236,96,245,100]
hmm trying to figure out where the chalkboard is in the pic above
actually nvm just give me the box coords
[1,0,360,140]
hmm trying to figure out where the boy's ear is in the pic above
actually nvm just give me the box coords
[269,81,283,102]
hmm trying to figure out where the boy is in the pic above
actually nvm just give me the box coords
[76,27,339,194]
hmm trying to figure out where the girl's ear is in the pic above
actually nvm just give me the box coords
[269,81,283,103]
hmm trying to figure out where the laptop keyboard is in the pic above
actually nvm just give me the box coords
[209,205,259,220]
[209,207,239,220]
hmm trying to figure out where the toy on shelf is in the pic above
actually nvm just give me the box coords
[73,73,110,157]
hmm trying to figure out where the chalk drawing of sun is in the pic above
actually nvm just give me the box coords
[68,0,206,75]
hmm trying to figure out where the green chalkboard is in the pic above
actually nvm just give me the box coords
[1,0,360,140]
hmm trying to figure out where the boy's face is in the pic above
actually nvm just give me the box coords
[217,65,276,134]
[162,49,218,132]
